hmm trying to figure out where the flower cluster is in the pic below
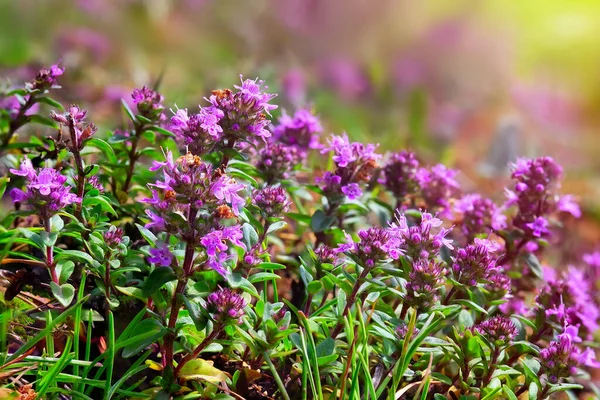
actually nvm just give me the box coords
[319,133,381,201]
[473,316,518,345]
[336,227,402,268]
[272,108,322,152]
[380,151,420,204]
[534,266,600,338]
[541,329,600,384]
[9,158,80,221]
[148,242,174,267]
[206,287,247,324]
[143,151,246,275]
[51,105,97,151]
[104,226,124,247]
[455,194,506,240]
[506,157,580,238]
[171,76,276,155]
[132,86,165,121]
[252,186,291,219]
[484,272,512,301]
[389,211,453,260]
[256,143,303,183]
[200,226,245,276]
[404,259,447,310]
[416,164,460,213]
[452,239,498,286]
[27,64,64,91]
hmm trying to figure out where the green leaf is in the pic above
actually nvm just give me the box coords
[522,253,543,279]
[28,114,59,129]
[122,319,166,358]
[18,228,44,250]
[49,214,64,232]
[178,359,227,382]
[248,272,280,284]
[456,299,488,314]
[180,295,208,331]
[286,213,312,224]
[266,221,287,234]
[56,260,75,285]
[54,250,99,268]
[458,309,474,328]
[86,138,117,164]
[115,286,146,301]
[256,262,287,270]
[121,99,136,123]
[35,96,64,110]
[143,267,177,297]
[227,168,258,188]
[149,126,175,138]
[502,385,518,400]
[0,176,8,199]
[310,210,335,233]
[315,338,335,357]
[242,223,259,249]
[83,195,117,216]
[546,383,583,395]
[50,282,75,307]
[136,223,157,246]
[307,281,323,294]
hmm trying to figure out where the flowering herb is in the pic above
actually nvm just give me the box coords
[0,70,598,400]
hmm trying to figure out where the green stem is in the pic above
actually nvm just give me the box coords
[174,326,222,378]
[263,350,291,400]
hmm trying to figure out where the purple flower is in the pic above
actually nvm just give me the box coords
[583,251,600,269]
[452,242,498,286]
[341,183,362,200]
[131,86,164,120]
[206,75,277,142]
[484,271,511,300]
[210,176,246,216]
[206,287,247,324]
[28,64,64,91]
[322,133,380,168]
[87,175,105,193]
[9,158,80,221]
[281,69,306,105]
[507,157,574,238]
[272,108,322,151]
[416,164,460,213]
[404,259,447,310]
[336,227,402,268]
[499,297,529,316]
[51,105,97,151]
[474,316,518,344]
[526,216,549,238]
[314,245,340,266]
[455,194,506,239]
[0,96,21,117]
[380,151,420,202]
[540,331,600,384]
[557,194,581,218]
[389,211,453,260]
[104,226,124,247]
[252,186,291,218]
[144,151,247,242]
[169,106,225,155]
[396,323,419,339]
[319,134,381,201]
[148,242,174,267]
[200,226,245,277]
[256,143,302,183]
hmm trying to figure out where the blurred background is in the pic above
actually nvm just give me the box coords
[1,0,600,219]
